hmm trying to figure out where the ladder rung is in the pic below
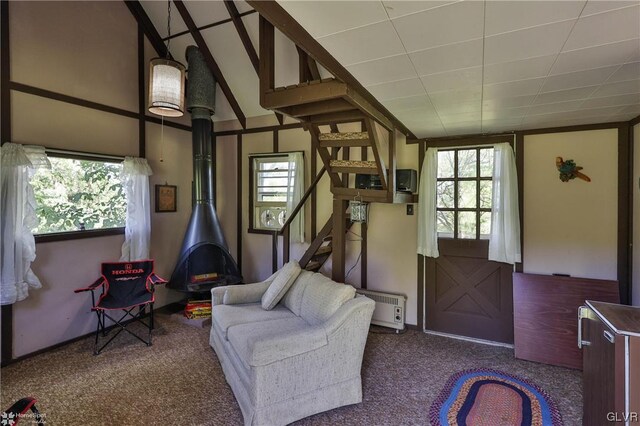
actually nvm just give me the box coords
[330,160,378,174]
[319,139,370,148]
[318,132,368,141]
[313,245,332,257]
[305,261,322,271]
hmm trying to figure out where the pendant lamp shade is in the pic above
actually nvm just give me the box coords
[148,58,186,117]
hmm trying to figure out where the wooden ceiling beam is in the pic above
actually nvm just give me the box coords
[247,0,416,139]
[174,0,247,128]
[124,1,170,59]
[224,0,282,125]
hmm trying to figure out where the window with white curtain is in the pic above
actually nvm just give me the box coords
[435,148,494,240]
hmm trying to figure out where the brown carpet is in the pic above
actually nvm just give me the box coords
[1,314,582,425]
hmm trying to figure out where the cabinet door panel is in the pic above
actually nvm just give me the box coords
[583,314,616,425]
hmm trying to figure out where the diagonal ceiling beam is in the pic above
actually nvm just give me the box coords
[247,0,416,139]
[173,0,247,128]
[124,0,171,59]
[224,0,283,125]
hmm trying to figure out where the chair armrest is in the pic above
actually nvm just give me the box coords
[149,273,167,285]
[74,277,106,293]
[322,295,375,338]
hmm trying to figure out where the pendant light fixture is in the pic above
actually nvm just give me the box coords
[148,0,185,117]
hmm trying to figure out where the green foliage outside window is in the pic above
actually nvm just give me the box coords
[32,157,126,234]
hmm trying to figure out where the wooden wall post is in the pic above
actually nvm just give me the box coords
[332,199,348,282]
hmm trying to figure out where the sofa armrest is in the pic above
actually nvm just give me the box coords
[211,282,272,306]
[322,295,375,338]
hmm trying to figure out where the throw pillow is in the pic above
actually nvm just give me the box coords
[261,261,302,310]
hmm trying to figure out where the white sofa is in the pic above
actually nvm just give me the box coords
[209,268,375,426]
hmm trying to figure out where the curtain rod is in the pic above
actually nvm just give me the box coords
[44,148,125,161]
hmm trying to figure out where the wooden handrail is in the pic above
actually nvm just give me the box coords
[278,165,326,235]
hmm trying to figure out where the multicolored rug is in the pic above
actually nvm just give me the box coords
[429,369,563,426]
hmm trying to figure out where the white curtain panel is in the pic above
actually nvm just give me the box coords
[488,143,521,265]
[286,152,305,243]
[417,148,439,258]
[120,157,153,262]
[0,143,50,305]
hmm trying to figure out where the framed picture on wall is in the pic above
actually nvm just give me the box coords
[155,184,177,213]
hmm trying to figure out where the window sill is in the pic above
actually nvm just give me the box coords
[35,227,125,243]
[248,228,281,235]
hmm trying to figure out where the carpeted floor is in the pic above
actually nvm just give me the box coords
[1,314,582,425]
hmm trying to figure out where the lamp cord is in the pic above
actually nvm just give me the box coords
[160,116,165,163]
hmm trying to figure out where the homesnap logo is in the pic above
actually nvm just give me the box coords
[1,412,16,426]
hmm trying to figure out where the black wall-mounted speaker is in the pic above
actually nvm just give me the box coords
[355,169,417,193]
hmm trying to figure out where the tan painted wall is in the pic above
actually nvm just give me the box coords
[633,123,640,307]
[9,1,187,357]
[523,129,619,281]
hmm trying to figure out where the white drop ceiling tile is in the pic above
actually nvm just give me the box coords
[382,1,460,19]
[592,79,640,96]
[411,122,447,138]
[439,111,482,125]
[530,105,627,120]
[484,20,575,65]
[608,61,640,82]
[533,86,598,104]
[396,113,442,127]
[483,55,556,85]
[183,1,230,29]
[485,1,584,36]
[141,1,188,38]
[551,39,640,75]
[420,67,482,92]
[318,21,405,66]
[582,1,639,17]
[429,87,483,107]
[483,78,546,100]
[279,1,388,38]
[347,54,416,86]
[435,101,481,115]
[482,118,525,131]
[619,103,640,114]
[366,78,425,101]
[563,5,640,51]
[381,94,434,112]
[540,66,619,92]
[526,100,585,115]
[212,86,240,122]
[410,39,483,76]
[392,1,484,52]
[581,93,640,108]
[482,107,529,120]
[445,122,483,135]
[483,95,537,110]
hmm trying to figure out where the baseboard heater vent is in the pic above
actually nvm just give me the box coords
[356,289,406,331]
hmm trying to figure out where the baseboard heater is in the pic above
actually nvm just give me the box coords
[356,289,406,331]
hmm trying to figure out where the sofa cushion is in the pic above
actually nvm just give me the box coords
[299,275,356,326]
[261,261,301,310]
[282,270,313,316]
[227,317,327,368]
[212,303,295,339]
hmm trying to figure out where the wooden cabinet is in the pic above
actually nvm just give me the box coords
[580,301,640,425]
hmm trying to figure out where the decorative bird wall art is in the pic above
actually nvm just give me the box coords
[556,157,591,182]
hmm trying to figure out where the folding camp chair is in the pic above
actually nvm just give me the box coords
[75,260,167,355]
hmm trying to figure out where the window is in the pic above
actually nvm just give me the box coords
[32,155,126,235]
[249,153,302,232]
[436,148,493,239]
